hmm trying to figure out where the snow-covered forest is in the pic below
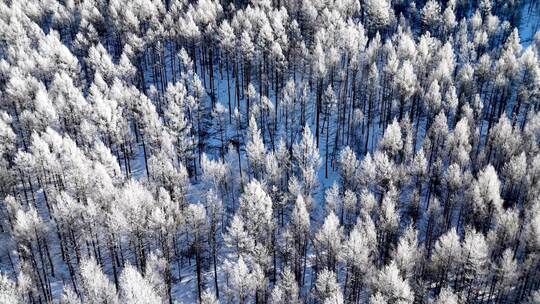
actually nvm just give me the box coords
[2,0,540,303]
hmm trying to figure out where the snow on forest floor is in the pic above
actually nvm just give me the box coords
[520,1,540,45]
[2,3,540,302]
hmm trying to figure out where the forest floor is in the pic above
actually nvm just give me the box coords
[1,6,540,302]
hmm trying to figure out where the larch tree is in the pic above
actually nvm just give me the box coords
[79,258,119,304]
[363,0,393,34]
[313,211,343,273]
[467,165,503,233]
[371,261,414,304]
[460,228,490,302]
[286,194,310,285]
[119,264,161,304]
[0,273,22,304]
[341,216,376,302]
[270,267,300,304]
[313,268,343,304]
[431,228,462,290]
[292,125,321,208]
[246,116,266,180]
[185,203,208,302]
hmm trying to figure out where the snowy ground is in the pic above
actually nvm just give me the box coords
[1,2,539,302]
[520,1,540,46]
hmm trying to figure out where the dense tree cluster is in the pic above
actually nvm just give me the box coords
[1,0,540,303]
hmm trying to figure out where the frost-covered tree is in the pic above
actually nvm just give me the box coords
[0,273,22,304]
[364,0,393,33]
[314,268,343,304]
[181,203,207,301]
[341,215,376,302]
[225,214,253,258]
[119,265,161,304]
[270,267,299,304]
[434,287,458,304]
[379,118,402,159]
[314,211,342,272]
[324,182,342,217]
[164,81,194,167]
[201,289,219,304]
[392,225,419,279]
[372,261,414,304]
[80,258,118,304]
[223,257,261,304]
[246,116,266,179]
[460,228,490,302]
[292,125,321,205]
[338,146,359,191]
[237,179,274,247]
[467,165,503,233]
[431,228,462,290]
[286,194,310,284]
[13,206,55,302]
